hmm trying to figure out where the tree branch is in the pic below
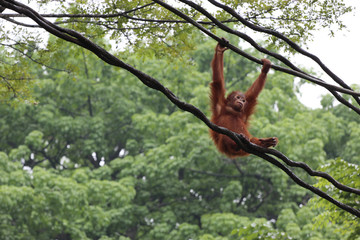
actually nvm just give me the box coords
[0,2,157,19]
[153,0,360,115]
[208,0,360,107]
[0,42,70,72]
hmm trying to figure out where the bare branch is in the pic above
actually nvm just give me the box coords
[266,148,360,195]
[0,14,38,27]
[0,13,240,28]
[253,150,360,217]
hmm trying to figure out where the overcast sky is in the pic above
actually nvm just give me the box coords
[294,0,360,108]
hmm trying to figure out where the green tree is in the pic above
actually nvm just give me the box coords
[1,37,358,239]
[0,1,359,239]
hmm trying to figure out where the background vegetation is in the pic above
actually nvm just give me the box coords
[0,0,359,239]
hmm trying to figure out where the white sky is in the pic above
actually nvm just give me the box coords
[294,0,360,108]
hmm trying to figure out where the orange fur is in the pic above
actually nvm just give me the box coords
[209,42,277,158]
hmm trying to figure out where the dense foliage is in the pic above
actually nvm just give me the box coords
[0,36,359,239]
[0,1,359,239]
